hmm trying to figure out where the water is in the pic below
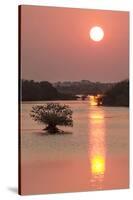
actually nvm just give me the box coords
[20,101,129,194]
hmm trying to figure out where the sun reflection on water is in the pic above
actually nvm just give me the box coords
[89,95,98,106]
[91,155,105,175]
[88,102,106,189]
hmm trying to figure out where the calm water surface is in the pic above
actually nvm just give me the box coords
[20,100,129,194]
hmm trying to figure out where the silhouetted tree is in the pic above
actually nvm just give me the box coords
[21,80,77,101]
[22,80,59,101]
[100,80,129,106]
[30,103,73,134]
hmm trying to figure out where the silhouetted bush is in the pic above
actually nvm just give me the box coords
[30,103,73,134]
[101,80,129,107]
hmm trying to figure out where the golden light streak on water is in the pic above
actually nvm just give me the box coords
[89,95,98,106]
[88,104,106,189]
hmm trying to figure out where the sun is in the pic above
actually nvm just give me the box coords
[90,26,104,42]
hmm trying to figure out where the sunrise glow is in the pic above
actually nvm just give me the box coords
[90,26,104,42]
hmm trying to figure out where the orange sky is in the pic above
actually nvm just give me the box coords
[20,5,129,82]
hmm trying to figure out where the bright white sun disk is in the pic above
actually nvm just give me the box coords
[90,26,104,42]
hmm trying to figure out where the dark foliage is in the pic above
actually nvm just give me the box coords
[21,80,77,101]
[101,80,129,107]
[55,81,114,95]
[30,103,73,133]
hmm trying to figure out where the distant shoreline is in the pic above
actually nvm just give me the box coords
[21,79,129,107]
[20,100,129,108]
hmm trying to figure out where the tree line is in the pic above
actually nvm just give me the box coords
[21,79,129,107]
[99,80,129,107]
[21,80,77,101]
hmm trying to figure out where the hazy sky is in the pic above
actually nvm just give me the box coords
[20,6,129,82]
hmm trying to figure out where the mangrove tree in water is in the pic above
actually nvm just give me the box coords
[30,103,73,134]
